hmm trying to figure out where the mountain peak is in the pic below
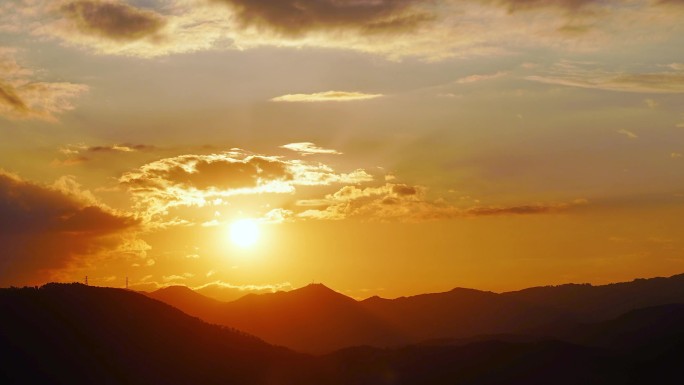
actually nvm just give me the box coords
[154,285,194,294]
[299,282,334,292]
[292,283,348,299]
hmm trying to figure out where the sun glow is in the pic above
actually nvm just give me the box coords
[230,219,260,248]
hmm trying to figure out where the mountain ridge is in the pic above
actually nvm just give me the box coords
[2,282,684,384]
[147,273,684,353]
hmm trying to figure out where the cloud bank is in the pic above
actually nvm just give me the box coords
[0,171,139,286]
[0,48,88,121]
[4,0,681,60]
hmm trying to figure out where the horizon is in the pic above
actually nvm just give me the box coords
[2,0,684,299]
[16,271,684,303]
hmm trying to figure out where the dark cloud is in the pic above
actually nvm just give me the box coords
[215,0,431,36]
[0,171,138,286]
[0,82,28,113]
[487,0,599,12]
[88,143,155,152]
[392,184,418,196]
[125,155,292,191]
[467,204,562,216]
[60,0,166,42]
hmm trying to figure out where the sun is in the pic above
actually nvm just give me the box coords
[229,219,260,248]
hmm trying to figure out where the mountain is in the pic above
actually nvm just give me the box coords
[295,304,684,385]
[145,273,684,354]
[360,287,572,342]
[503,273,684,321]
[0,283,299,385]
[2,283,683,384]
[216,283,408,353]
[565,303,684,350]
[195,284,281,302]
[147,285,223,320]
[150,284,571,353]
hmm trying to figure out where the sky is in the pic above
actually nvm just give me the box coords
[1,0,683,300]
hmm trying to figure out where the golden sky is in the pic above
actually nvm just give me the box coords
[1,0,683,299]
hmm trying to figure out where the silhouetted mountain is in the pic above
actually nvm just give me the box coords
[0,283,299,385]
[147,285,223,320]
[217,283,408,353]
[360,287,572,342]
[195,284,283,303]
[2,283,683,384]
[564,303,684,349]
[292,304,684,385]
[503,273,684,321]
[144,273,684,354]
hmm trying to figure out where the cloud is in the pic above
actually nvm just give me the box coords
[87,143,155,152]
[213,0,431,37]
[163,274,187,282]
[262,208,294,224]
[59,0,166,42]
[297,183,587,222]
[5,0,683,60]
[0,48,88,121]
[456,71,508,84]
[526,61,684,93]
[193,280,293,301]
[617,129,638,139]
[21,0,225,57]
[271,91,383,102]
[0,170,139,286]
[486,0,599,12]
[0,81,28,112]
[120,149,372,220]
[644,98,659,108]
[280,142,342,156]
[119,147,588,225]
[53,143,155,166]
[127,279,293,301]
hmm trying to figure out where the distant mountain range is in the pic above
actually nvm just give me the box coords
[2,281,684,384]
[148,273,684,353]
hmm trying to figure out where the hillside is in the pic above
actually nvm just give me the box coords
[503,273,684,321]
[0,283,298,385]
[218,283,409,353]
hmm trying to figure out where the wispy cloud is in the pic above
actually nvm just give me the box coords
[526,61,684,93]
[271,91,383,102]
[280,142,342,156]
[52,143,155,167]
[456,71,508,84]
[617,129,638,139]
[297,183,588,222]
[163,274,187,282]
[0,47,88,121]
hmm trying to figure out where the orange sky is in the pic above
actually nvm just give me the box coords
[1,0,683,299]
